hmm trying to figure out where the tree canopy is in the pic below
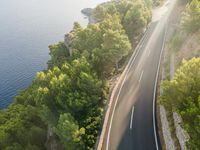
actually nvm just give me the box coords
[161,58,200,149]
[181,0,200,33]
[0,0,154,149]
[93,0,152,42]
[71,14,131,77]
[0,104,46,150]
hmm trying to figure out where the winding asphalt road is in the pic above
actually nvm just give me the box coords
[102,0,178,150]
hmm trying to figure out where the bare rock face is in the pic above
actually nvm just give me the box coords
[64,32,74,57]
[81,8,93,16]
[64,32,73,46]
[160,105,176,150]
[173,112,189,150]
[81,8,96,24]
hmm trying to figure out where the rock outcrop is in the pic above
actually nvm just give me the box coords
[81,8,93,17]
[81,8,96,24]
[160,105,176,150]
[173,112,189,150]
[64,32,74,57]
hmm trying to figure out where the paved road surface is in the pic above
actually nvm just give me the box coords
[103,0,177,149]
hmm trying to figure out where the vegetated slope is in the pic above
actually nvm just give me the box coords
[0,0,152,149]
[161,0,200,148]
[177,31,200,60]
[161,58,200,149]
[172,0,200,64]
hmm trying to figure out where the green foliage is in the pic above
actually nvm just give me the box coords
[54,113,85,149]
[123,0,151,41]
[181,0,200,33]
[161,58,200,148]
[92,15,131,77]
[0,104,46,150]
[0,56,107,149]
[71,0,152,77]
[11,57,107,149]
[4,143,23,150]
[82,107,103,149]
[35,58,106,116]
[0,0,153,149]
[168,33,184,52]
[144,0,153,8]
[93,0,152,42]
[93,2,118,22]
[152,0,163,6]
[71,14,131,77]
[101,23,131,63]
[72,24,102,53]
[48,42,69,68]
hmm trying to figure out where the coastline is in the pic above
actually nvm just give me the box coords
[81,8,96,24]
[0,1,107,109]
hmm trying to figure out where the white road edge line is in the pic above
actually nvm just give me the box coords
[139,70,144,83]
[130,106,135,130]
[106,44,140,150]
[153,25,167,150]
[106,24,151,150]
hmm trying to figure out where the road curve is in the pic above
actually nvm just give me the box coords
[101,0,178,150]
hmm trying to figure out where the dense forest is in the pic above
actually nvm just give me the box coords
[161,0,200,148]
[0,0,153,149]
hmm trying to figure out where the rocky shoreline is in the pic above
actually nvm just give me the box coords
[64,8,96,56]
[81,8,96,24]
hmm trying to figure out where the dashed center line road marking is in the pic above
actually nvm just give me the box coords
[139,70,144,83]
[130,106,135,130]
[105,22,153,150]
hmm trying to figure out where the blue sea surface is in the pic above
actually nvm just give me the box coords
[0,0,108,108]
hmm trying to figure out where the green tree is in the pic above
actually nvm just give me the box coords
[4,56,107,149]
[82,107,103,149]
[0,0,154,149]
[54,113,85,149]
[92,15,131,77]
[71,24,102,53]
[93,3,118,22]
[4,143,23,150]
[101,29,131,70]
[123,0,151,41]
[181,0,200,33]
[48,42,69,68]
[0,104,46,150]
[161,58,200,148]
